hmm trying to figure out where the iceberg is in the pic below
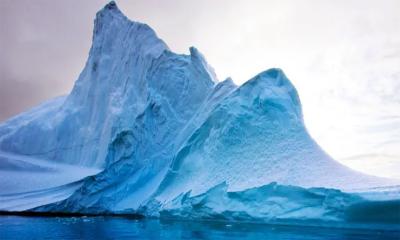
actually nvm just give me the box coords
[0,1,399,229]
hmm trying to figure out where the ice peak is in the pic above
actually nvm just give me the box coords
[189,46,201,57]
[250,68,287,87]
[262,68,284,78]
[234,68,303,119]
[189,47,208,64]
[91,2,168,58]
[96,1,125,17]
[93,2,127,38]
[189,47,218,83]
[104,1,118,10]
[95,2,151,34]
[239,68,298,95]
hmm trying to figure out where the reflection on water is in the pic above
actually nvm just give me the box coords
[0,215,399,239]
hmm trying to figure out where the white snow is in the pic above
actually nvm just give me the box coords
[0,151,100,211]
[0,151,100,195]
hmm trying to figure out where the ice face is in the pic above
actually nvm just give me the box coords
[0,1,399,229]
[157,182,400,229]
[0,1,215,168]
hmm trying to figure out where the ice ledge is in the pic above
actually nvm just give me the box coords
[157,181,400,230]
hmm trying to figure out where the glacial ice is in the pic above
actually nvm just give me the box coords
[158,182,400,229]
[0,1,399,230]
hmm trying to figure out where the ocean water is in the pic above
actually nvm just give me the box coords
[0,215,399,240]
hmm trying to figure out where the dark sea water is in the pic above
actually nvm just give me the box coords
[0,215,399,240]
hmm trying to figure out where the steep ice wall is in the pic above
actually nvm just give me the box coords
[0,2,214,168]
[0,2,399,229]
[0,1,219,211]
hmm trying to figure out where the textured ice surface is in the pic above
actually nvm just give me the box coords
[0,2,399,229]
[158,182,400,229]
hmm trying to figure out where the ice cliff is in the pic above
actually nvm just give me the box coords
[0,2,399,229]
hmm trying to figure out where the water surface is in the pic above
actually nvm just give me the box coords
[0,215,399,239]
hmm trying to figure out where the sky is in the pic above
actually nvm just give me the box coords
[0,0,399,178]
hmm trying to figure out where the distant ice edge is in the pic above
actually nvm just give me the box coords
[0,1,399,231]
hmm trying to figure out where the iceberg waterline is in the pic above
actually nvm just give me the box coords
[0,1,399,229]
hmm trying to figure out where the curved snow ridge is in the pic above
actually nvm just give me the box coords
[153,67,397,203]
[155,182,400,230]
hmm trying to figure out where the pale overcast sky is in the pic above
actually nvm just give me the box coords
[0,0,399,178]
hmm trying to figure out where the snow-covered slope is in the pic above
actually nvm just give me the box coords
[154,69,394,202]
[0,2,399,229]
